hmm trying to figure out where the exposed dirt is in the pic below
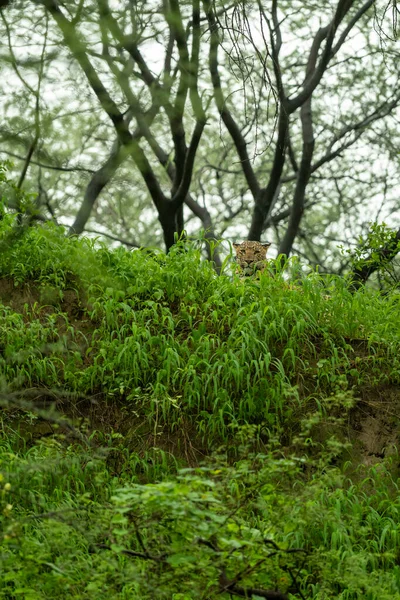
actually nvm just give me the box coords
[349,385,400,466]
[0,276,94,343]
[0,277,41,312]
[3,391,207,471]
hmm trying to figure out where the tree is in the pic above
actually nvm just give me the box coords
[0,0,399,278]
[204,0,400,262]
[38,0,208,251]
[1,0,222,265]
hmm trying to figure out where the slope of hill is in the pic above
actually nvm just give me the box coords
[1,223,400,599]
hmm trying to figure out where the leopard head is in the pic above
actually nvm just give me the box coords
[233,240,271,274]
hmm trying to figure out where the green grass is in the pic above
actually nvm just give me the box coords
[1,221,400,597]
[0,222,399,443]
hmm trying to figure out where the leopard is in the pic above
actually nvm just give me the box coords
[232,240,271,277]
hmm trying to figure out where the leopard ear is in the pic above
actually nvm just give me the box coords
[232,242,240,249]
[262,242,271,248]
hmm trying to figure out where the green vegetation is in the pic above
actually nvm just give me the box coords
[1,220,400,598]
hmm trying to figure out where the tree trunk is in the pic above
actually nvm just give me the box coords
[69,144,126,236]
[278,101,315,256]
[248,110,288,241]
[160,208,179,251]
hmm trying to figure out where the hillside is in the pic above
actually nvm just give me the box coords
[1,223,400,599]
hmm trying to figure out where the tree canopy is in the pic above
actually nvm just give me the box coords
[0,0,399,276]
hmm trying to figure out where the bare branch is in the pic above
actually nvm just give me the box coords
[332,0,375,56]
[40,0,168,216]
[69,104,159,236]
[83,228,140,248]
[278,11,320,256]
[171,118,206,208]
[287,0,369,112]
[248,108,288,240]
[0,151,95,174]
[203,0,261,201]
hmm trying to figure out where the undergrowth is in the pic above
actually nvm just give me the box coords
[1,422,400,599]
[0,221,399,443]
[0,222,400,597]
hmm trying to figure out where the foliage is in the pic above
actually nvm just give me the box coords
[343,222,400,289]
[0,221,400,596]
[0,222,399,442]
[1,424,400,599]
[0,160,37,218]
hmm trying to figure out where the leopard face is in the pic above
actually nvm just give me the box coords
[233,240,271,276]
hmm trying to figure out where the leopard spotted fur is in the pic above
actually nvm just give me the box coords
[233,241,271,277]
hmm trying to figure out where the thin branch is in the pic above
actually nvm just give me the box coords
[332,0,375,56]
[218,571,289,600]
[40,0,168,214]
[83,227,140,248]
[203,0,261,201]
[0,10,37,95]
[0,151,95,174]
[287,0,363,112]
[96,543,166,563]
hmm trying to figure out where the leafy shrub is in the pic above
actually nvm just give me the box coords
[1,423,400,599]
